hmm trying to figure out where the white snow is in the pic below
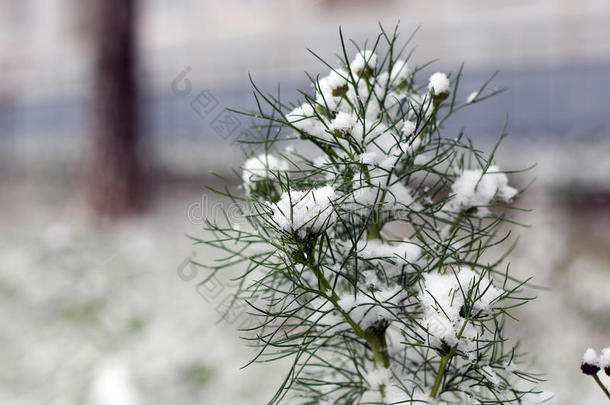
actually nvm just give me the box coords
[349,180,417,217]
[428,72,450,95]
[390,59,411,84]
[318,69,348,97]
[358,120,417,172]
[583,347,599,365]
[456,267,503,316]
[381,89,407,116]
[467,91,479,103]
[356,238,422,281]
[351,50,377,73]
[420,272,463,320]
[337,285,404,329]
[449,165,518,215]
[41,222,73,252]
[481,365,500,387]
[357,238,422,264]
[364,368,392,390]
[385,182,416,207]
[419,271,465,347]
[383,386,407,404]
[419,268,503,348]
[286,102,327,140]
[402,120,420,156]
[88,357,141,405]
[317,68,350,110]
[287,102,314,127]
[402,120,416,137]
[242,153,288,185]
[271,186,337,238]
[363,122,396,157]
[385,388,426,404]
[329,111,357,134]
[359,150,395,172]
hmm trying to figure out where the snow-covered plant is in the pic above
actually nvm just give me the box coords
[198,25,545,404]
[581,347,610,400]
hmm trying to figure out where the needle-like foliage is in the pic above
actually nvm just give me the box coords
[194,24,544,405]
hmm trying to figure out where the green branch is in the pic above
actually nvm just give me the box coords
[305,241,391,403]
[429,317,470,398]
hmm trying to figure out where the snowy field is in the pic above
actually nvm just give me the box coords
[1,140,609,405]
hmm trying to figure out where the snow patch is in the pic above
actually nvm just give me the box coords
[271,186,337,238]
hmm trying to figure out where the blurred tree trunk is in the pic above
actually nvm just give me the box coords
[84,0,146,219]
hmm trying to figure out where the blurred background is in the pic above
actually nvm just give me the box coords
[1,0,609,404]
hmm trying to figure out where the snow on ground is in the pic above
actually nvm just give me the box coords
[0,179,287,405]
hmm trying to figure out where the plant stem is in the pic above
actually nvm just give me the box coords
[592,374,610,401]
[369,332,390,368]
[429,318,469,398]
[368,330,390,403]
[447,209,466,238]
[304,244,367,338]
[367,222,380,240]
[366,186,388,241]
[427,208,472,398]
[307,247,333,293]
[305,242,391,403]
[429,346,456,398]
[363,227,392,402]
